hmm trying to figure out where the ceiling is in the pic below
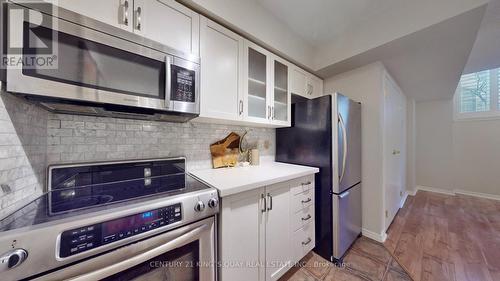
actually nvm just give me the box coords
[316,5,486,101]
[463,0,500,74]
[257,0,400,46]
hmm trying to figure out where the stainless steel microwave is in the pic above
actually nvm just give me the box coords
[2,1,200,122]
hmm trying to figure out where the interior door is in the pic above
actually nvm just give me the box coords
[383,76,407,229]
[265,182,291,281]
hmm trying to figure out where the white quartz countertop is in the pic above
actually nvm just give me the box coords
[190,162,319,197]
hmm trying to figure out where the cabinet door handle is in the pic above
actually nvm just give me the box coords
[239,100,243,115]
[261,194,267,213]
[301,198,311,204]
[272,106,275,120]
[302,237,312,246]
[301,181,311,186]
[267,193,273,211]
[122,0,129,26]
[135,6,142,31]
[267,106,271,119]
[301,214,312,221]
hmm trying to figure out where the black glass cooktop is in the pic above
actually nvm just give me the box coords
[0,158,210,232]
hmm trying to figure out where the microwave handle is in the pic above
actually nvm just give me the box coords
[165,56,172,109]
[67,223,208,281]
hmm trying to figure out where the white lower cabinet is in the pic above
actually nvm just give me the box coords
[218,175,315,281]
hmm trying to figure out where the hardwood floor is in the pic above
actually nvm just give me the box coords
[280,237,412,281]
[385,190,500,281]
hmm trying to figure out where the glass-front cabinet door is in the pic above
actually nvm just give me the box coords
[245,42,270,123]
[272,58,290,125]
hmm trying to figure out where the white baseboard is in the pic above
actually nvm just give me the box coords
[454,189,500,201]
[416,185,455,195]
[414,185,500,202]
[406,188,417,196]
[362,228,387,243]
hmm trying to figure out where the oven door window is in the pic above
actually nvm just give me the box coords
[102,241,200,281]
[22,22,166,99]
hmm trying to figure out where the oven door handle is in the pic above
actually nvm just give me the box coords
[165,55,173,109]
[67,224,208,281]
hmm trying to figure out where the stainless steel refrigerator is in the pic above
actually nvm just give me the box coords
[276,93,362,262]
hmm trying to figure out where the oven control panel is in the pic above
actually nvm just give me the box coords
[59,203,182,258]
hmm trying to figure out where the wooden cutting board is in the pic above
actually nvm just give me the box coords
[210,132,241,168]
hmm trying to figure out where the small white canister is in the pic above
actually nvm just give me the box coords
[249,149,260,166]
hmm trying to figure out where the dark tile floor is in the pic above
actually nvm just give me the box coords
[280,236,413,281]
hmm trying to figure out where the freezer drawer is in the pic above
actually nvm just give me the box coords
[332,183,362,260]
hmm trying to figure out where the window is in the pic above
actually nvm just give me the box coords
[455,68,500,119]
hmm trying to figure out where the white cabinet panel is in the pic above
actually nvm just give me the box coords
[290,67,307,97]
[219,176,315,281]
[135,0,199,55]
[265,182,291,281]
[292,221,315,262]
[55,0,132,31]
[199,17,243,120]
[309,75,324,98]
[219,188,265,281]
[245,41,271,124]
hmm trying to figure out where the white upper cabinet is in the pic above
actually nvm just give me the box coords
[199,16,244,121]
[244,41,271,124]
[133,0,200,55]
[55,0,199,56]
[308,75,324,98]
[271,56,291,126]
[55,0,133,31]
[243,41,291,127]
[290,65,324,99]
[290,67,308,97]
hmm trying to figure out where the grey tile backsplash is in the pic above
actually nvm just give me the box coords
[46,114,275,169]
[0,93,48,220]
[0,92,275,219]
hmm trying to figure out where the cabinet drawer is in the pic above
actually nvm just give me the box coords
[290,176,314,195]
[292,205,314,231]
[292,190,313,213]
[292,222,315,261]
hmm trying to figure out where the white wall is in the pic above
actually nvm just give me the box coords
[415,99,454,191]
[453,119,500,195]
[415,98,500,197]
[314,0,488,71]
[324,63,386,238]
[178,0,316,69]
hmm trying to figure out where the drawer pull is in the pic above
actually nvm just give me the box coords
[301,198,311,204]
[301,214,312,221]
[302,237,312,246]
[301,181,312,186]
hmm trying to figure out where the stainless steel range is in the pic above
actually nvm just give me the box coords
[0,158,219,281]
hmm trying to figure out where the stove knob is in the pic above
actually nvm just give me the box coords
[0,249,28,270]
[208,198,219,208]
[194,201,205,212]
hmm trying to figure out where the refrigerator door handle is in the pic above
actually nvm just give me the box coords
[338,191,350,199]
[338,113,348,183]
